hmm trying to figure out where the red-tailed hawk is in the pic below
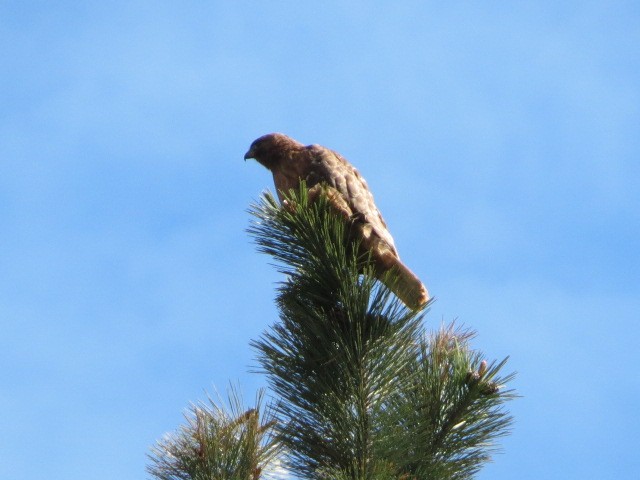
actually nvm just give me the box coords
[244,133,429,310]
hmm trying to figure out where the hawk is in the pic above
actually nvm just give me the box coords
[244,133,429,310]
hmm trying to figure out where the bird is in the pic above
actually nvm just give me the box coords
[244,133,429,310]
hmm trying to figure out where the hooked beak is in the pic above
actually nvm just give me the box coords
[243,148,255,161]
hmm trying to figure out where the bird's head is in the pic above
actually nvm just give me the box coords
[244,133,303,170]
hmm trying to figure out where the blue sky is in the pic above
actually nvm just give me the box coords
[1,1,639,479]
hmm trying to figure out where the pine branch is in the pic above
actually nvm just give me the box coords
[147,185,516,480]
[379,326,516,479]
[147,386,282,480]
[249,187,425,479]
[248,186,516,479]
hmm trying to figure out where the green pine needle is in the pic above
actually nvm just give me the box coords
[379,325,517,479]
[249,186,424,479]
[246,185,516,480]
[147,184,516,480]
[147,386,282,480]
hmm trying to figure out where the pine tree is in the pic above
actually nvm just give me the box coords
[148,186,516,480]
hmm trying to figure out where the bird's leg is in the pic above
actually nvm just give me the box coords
[306,183,323,205]
[307,184,354,220]
[282,184,354,227]
[350,212,366,223]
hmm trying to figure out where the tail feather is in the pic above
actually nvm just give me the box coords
[360,230,430,310]
[310,184,430,310]
[378,256,429,310]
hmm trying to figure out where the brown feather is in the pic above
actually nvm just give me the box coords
[245,133,429,309]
